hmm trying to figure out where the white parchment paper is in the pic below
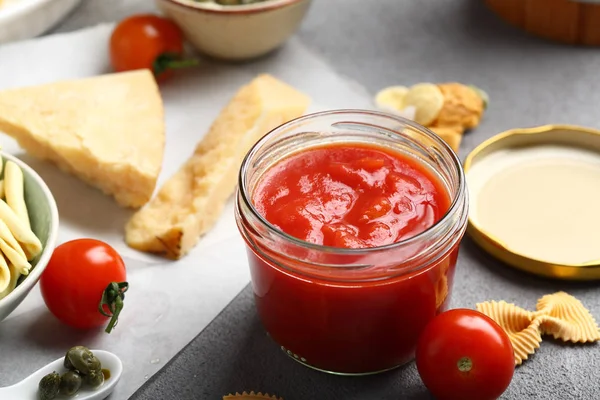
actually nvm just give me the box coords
[0,24,377,399]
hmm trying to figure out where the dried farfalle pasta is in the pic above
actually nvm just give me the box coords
[536,292,600,343]
[223,392,283,400]
[477,292,600,365]
[476,300,540,365]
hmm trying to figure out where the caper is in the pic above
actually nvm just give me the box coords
[88,355,102,374]
[63,349,75,370]
[64,346,89,371]
[59,370,83,396]
[84,369,105,388]
[38,372,60,400]
[65,346,101,375]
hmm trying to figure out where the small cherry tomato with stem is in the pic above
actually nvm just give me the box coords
[415,308,515,400]
[40,239,129,334]
[109,14,198,81]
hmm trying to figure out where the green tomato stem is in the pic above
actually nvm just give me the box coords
[457,356,473,373]
[98,282,129,334]
[153,53,199,77]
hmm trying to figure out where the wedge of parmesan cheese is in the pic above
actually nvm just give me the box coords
[125,74,311,259]
[0,70,165,208]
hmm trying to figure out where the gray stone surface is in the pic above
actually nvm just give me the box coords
[54,0,600,399]
[128,284,599,400]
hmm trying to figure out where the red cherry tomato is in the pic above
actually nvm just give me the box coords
[415,309,515,400]
[40,239,128,333]
[109,14,197,80]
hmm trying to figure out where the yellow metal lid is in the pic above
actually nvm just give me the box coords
[464,124,600,281]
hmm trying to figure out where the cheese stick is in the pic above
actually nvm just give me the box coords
[0,179,5,199]
[5,160,30,229]
[0,198,41,259]
[125,74,311,259]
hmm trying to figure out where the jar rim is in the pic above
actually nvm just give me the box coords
[238,109,466,255]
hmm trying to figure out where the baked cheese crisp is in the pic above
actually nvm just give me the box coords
[477,292,600,365]
[125,74,310,259]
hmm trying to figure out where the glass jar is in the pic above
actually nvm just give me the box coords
[235,110,468,375]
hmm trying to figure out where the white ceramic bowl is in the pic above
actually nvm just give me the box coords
[0,0,82,45]
[156,0,312,61]
[0,152,59,322]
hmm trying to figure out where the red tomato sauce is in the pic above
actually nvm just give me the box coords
[248,143,458,373]
[253,144,450,247]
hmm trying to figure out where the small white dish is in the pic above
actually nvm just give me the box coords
[0,151,60,322]
[156,0,312,61]
[0,0,82,45]
[0,350,123,399]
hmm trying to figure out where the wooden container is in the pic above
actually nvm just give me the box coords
[486,0,600,46]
